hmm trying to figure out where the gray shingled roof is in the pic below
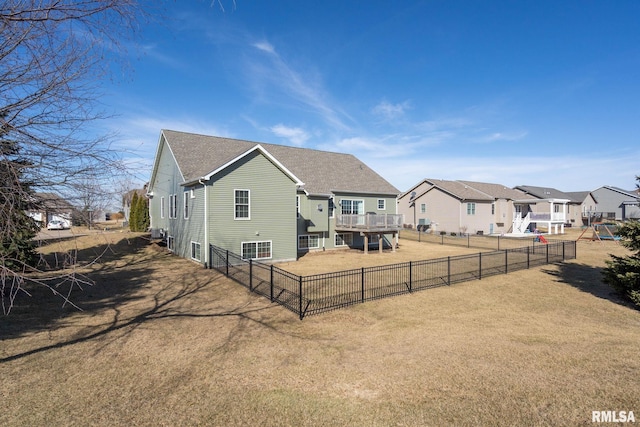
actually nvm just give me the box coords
[424,179,494,201]
[458,180,527,200]
[514,185,573,200]
[565,191,590,204]
[161,130,399,196]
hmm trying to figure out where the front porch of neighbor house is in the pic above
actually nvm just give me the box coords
[335,213,404,254]
[512,198,570,235]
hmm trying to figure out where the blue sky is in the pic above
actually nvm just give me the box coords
[104,0,640,193]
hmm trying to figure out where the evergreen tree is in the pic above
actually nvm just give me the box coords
[129,191,140,231]
[0,116,40,270]
[602,176,640,307]
[138,193,150,232]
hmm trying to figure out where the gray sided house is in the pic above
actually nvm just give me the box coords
[147,130,401,265]
[589,186,640,221]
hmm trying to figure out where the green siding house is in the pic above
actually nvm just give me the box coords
[147,130,401,265]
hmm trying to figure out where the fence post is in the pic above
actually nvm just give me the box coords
[249,258,253,291]
[361,267,365,302]
[468,233,470,248]
[562,241,566,260]
[479,252,482,280]
[527,245,530,269]
[441,233,444,245]
[447,256,451,285]
[497,236,500,251]
[299,275,303,320]
[505,250,508,274]
[546,244,549,264]
[270,265,274,302]
[409,261,413,292]
[225,250,229,276]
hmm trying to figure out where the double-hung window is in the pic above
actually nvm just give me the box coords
[169,194,177,219]
[235,190,250,219]
[183,191,190,219]
[466,202,476,215]
[377,199,386,210]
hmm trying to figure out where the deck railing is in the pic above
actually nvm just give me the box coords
[335,213,403,231]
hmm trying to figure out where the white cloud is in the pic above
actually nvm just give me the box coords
[372,100,411,120]
[270,124,310,146]
[243,38,353,131]
[253,41,276,55]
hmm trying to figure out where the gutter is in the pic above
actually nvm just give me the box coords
[199,178,208,267]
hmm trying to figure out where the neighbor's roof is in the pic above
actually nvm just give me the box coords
[34,193,74,211]
[423,179,494,201]
[565,191,591,204]
[160,130,399,196]
[458,180,527,200]
[514,185,575,201]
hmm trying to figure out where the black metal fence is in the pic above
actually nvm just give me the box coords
[400,228,568,251]
[209,239,576,320]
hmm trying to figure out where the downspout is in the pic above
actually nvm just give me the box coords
[199,178,208,267]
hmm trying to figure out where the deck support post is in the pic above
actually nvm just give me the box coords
[378,234,383,253]
[364,234,368,254]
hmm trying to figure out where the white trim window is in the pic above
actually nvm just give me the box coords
[160,196,165,219]
[191,241,201,262]
[329,198,335,218]
[169,194,177,219]
[341,199,364,215]
[296,195,300,218]
[234,189,250,220]
[183,191,190,219]
[298,234,320,250]
[377,199,386,210]
[241,241,272,260]
[466,202,476,215]
[335,233,353,247]
[420,203,426,214]
[167,236,175,252]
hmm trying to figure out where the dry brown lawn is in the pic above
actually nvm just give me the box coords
[1,228,639,426]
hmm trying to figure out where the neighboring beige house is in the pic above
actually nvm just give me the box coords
[566,191,598,226]
[398,179,496,235]
[513,186,573,234]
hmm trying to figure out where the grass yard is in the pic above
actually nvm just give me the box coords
[1,228,639,426]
